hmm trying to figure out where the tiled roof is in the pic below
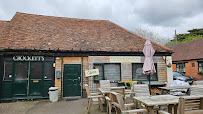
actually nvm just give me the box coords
[172,38,203,61]
[0,21,9,33]
[0,12,172,53]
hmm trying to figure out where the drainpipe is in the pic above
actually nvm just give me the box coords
[61,56,63,98]
[81,56,84,97]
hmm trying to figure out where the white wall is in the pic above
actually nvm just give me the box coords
[166,56,173,84]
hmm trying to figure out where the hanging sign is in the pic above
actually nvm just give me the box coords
[110,56,141,63]
[85,69,99,77]
[13,56,44,61]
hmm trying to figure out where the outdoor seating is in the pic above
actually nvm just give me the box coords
[190,85,203,95]
[193,80,203,85]
[99,80,110,88]
[84,84,104,113]
[125,81,137,98]
[111,92,147,114]
[132,84,161,111]
[178,95,203,114]
[105,86,125,114]
[133,84,150,97]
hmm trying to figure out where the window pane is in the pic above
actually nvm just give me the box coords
[16,62,27,80]
[30,62,42,79]
[94,64,103,80]
[44,62,53,79]
[4,61,13,80]
[104,64,120,81]
[199,63,203,71]
[132,63,157,81]
[177,63,185,72]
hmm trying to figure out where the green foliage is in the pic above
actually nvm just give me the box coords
[165,28,203,47]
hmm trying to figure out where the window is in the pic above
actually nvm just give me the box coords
[30,62,42,79]
[176,63,185,72]
[94,63,121,82]
[15,62,28,80]
[132,63,158,81]
[198,61,203,72]
[44,62,53,79]
[4,61,13,80]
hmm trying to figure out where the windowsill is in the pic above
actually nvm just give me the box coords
[141,81,166,86]
[93,80,120,83]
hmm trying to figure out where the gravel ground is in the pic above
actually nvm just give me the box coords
[0,98,107,114]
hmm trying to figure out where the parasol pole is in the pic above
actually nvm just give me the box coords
[148,74,151,95]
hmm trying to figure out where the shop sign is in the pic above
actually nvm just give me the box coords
[13,56,44,61]
[85,69,99,77]
[110,56,141,63]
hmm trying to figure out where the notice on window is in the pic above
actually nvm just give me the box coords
[110,56,141,63]
[85,69,99,77]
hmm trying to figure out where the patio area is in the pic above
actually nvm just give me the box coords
[0,98,107,114]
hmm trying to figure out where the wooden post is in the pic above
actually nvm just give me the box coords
[200,98,203,109]
[178,97,185,114]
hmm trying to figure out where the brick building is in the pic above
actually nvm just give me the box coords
[172,38,203,80]
[0,12,172,100]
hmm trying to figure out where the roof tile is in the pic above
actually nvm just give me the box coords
[0,12,172,53]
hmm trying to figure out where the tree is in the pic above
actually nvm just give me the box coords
[165,28,203,48]
[133,28,170,46]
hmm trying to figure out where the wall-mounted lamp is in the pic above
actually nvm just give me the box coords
[162,56,172,68]
[162,56,167,63]
[56,57,60,60]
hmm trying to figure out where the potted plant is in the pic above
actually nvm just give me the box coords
[94,77,99,83]
[167,62,172,68]
[198,70,203,75]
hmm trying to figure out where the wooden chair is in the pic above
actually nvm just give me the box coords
[111,92,147,114]
[133,84,150,97]
[193,80,203,85]
[100,80,110,88]
[125,81,137,98]
[178,95,203,114]
[133,84,160,111]
[190,85,203,95]
[106,87,126,114]
[85,84,104,113]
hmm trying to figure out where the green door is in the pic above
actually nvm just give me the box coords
[63,64,81,97]
[29,62,43,96]
[13,62,28,97]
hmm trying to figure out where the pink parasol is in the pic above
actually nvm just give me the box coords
[142,40,156,94]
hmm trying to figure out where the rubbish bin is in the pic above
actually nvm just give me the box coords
[48,87,59,102]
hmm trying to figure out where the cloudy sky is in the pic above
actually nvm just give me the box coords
[0,0,203,39]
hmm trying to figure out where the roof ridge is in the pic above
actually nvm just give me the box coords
[109,21,172,51]
[15,12,110,22]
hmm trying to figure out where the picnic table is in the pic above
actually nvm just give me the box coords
[98,86,126,95]
[159,86,191,95]
[133,95,179,114]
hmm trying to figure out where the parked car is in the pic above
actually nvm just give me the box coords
[173,71,194,85]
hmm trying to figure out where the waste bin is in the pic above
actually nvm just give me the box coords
[48,87,59,102]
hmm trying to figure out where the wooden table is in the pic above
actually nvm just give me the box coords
[133,95,179,114]
[98,86,126,95]
[159,86,191,95]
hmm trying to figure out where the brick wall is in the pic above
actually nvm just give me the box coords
[185,60,202,80]
[55,56,169,97]
[88,56,168,93]
[55,57,88,98]
[173,60,203,80]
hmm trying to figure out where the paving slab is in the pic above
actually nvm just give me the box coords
[0,98,107,114]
